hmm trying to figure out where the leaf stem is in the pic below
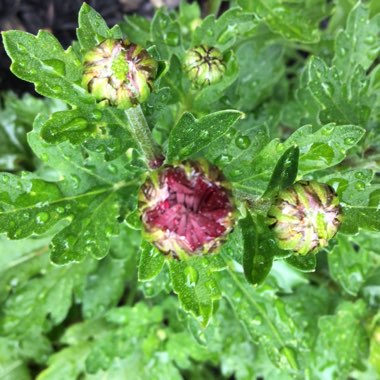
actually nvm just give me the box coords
[124,105,165,169]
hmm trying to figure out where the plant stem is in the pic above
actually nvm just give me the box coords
[124,105,165,169]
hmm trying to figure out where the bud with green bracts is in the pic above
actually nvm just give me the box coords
[183,45,226,88]
[82,39,158,109]
[267,181,342,255]
[139,160,235,259]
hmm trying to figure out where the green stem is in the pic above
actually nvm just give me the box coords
[124,105,164,169]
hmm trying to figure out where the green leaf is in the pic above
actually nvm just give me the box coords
[229,39,285,112]
[329,234,375,296]
[192,8,257,52]
[300,57,373,126]
[323,169,380,233]
[240,213,274,286]
[333,3,380,80]
[312,301,368,378]
[168,256,223,327]
[238,0,329,43]
[138,241,165,281]
[231,123,364,198]
[76,3,122,52]
[167,110,242,162]
[264,145,299,197]
[220,264,302,371]
[286,253,316,273]
[2,30,93,106]
[82,255,130,319]
[121,14,152,46]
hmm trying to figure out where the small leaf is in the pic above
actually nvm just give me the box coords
[286,253,316,273]
[77,3,122,52]
[329,234,374,296]
[240,213,274,286]
[168,256,222,327]
[167,110,242,162]
[50,192,120,264]
[138,241,165,281]
[2,30,93,106]
[264,145,299,197]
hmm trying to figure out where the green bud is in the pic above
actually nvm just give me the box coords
[82,39,158,109]
[183,45,225,88]
[267,181,342,255]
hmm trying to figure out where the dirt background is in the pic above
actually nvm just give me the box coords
[0,0,214,94]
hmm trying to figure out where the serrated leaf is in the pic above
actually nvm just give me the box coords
[82,256,129,318]
[333,3,380,80]
[240,213,274,286]
[238,0,328,43]
[323,169,380,233]
[168,256,222,327]
[232,123,364,198]
[77,3,122,52]
[329,234,374,296]
[138,241,165,281]
[229,39,285,112]
[264,145,299,197]
[301,57,373,125]
[2,30,93,106]
[167,110,242,162]
[286,253,316,273]
[312,301,368,378]
[192,8,257,52]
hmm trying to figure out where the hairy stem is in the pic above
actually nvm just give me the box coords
[124,105,165,169]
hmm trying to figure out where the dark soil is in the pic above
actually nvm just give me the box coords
[0,0,212,95]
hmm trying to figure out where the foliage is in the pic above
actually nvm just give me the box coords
[0,1,380,378]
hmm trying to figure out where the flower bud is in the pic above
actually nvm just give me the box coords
[183,45,225,88]
[139,160,235,258]
[82,39,157,109]
[267,181,342,255]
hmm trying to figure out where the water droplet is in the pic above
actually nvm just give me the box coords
[22,212,30,220]
[36,211,50,225]
[184,266,199,287]
[207,29,214,36]
[235,134,251,149]
[279,346,298,369]
[355,181,365,191]
[10,278,19,287]
[52,85,62,94]
[160,17,168,28]
[230,168,243,178]
[42,59,66,76]
[164,32,179,46]
[225,128,237,140]
[70,174,80,189]
[17,43,28,53]
[276,143,285,152]
[96,145,105,153]
[365,36,375,44]
[40,153,49,162]
[92,110,102,121]
[344,137,355,146]
[62,118,88,132]
[321,82,334,97]
[321,124,335,136]
[107,164,118,174]
[2,175,9,183]
[354,171,366,180]
[215,154,232,167]
[56,206,65,214]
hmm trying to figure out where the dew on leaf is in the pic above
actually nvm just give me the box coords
[62,118,88,132]
[2,175,9,183]
[56,206,65,214]
[52,85,63,94]
[354,181,366,191]
[92,110,103,120]
[70,174,80,189]
[42,59,66,76]
[235,134,251,149]
[36,211,50,225]
[164,32,179,46]
[344,137,356,146]
[184,266,199,287]
[215,154,232,167]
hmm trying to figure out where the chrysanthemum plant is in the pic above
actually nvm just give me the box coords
[1,1,380,377]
